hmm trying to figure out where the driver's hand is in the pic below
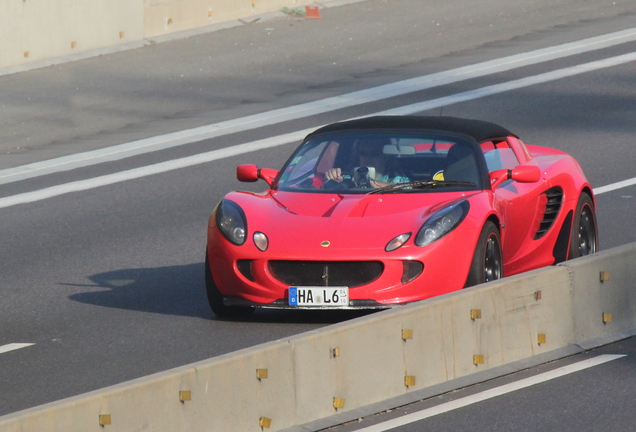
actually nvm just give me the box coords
[325,168,343,182]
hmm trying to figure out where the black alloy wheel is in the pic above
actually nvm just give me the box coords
[569,193,598,259]
[466,221,503,287]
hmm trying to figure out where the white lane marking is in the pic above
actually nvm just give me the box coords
[1,28,636,185]
[0,129,310,209]
[0,52,635,210]
[0,343,35,354]
[594,177,636,195]
[377,52,636,116]
[354,354,625,432]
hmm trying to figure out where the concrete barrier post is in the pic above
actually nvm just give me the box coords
[400,266,574,391]
[560,243,636,348]
[291,314,408,425]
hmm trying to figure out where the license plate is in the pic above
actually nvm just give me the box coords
[288,286,349,307]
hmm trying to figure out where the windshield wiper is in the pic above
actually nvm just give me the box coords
[366,180,476,194]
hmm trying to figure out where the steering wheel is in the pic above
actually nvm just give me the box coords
[322,171,356,190]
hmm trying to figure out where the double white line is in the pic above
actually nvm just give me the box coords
[0,28,635,209]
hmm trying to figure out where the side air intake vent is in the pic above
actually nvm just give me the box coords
[534,187,563,239]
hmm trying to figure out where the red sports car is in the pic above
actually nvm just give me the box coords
[205,116,597,317]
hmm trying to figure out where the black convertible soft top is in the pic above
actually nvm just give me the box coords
[307,116,517,142]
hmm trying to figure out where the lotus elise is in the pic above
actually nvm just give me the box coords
[205,116,597,317]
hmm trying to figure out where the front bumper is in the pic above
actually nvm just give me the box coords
[207,226,475,308]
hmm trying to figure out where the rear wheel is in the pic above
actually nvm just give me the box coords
[569,193,598,258]
[205,252,254,319]
[466,221,502,287]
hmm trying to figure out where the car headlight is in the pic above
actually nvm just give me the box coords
[415,201,469,247]
[215,200,247,245]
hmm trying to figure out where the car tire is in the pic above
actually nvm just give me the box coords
[465,221,503,287]
[205,252,254,319]
[568,193,598,259]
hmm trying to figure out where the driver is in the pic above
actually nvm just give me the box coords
[325,138,410,188]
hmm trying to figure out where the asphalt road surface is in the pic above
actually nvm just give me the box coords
[0,0,635,427]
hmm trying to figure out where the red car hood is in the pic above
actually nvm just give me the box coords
[270,191,455,218]
[223,190,478,254]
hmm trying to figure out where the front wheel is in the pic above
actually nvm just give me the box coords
[465,221,503,287]
[205,252,254,319]
[569,193,598,259]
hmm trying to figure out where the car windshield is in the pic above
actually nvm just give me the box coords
[275,133,483,193]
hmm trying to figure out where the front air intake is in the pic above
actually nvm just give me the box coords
[268,261,384,287]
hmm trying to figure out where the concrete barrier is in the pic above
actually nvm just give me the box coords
[1,242,635,432]
[564,242,636,348]
[0,0,323,72]
[144,0,318,38]
[0,0,144,70]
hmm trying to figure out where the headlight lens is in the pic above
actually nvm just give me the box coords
[216,200,247,245]
[415,201,469,247]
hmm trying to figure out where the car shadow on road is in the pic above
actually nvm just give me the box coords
[66,263,377,324]
[66,263,212,319]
